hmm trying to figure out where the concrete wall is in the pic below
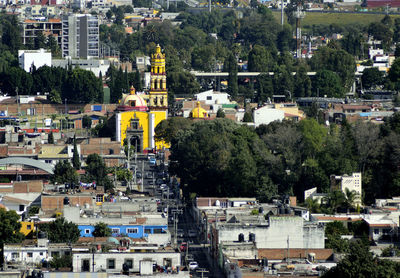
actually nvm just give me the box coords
[217,216,324,249]
[253,108,284,127]
[4,246,47,265]
[72,252,181,272]
[18,49,52,72]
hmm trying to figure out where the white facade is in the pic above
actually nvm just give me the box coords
[52,58,109,77]
[72,252,181,273]
[337,172,362,205]
[195,90,231,105]
[253,106,285,127]
[18,49,52,72]
[4,246,48,265]
[216,216,324,249]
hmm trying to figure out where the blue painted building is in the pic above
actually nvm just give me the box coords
[78,224,168,238]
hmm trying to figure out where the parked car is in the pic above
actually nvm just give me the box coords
[189,261,199,270]
[149,158,156,166]
[136,171,142,178]
[188,230,197,237]
[146,172,153,179]
[179,242,187,252]
[177,229,184,238]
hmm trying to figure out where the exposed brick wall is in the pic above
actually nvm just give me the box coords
[13,182,28,193]
[41,195,93,212]
[258,249,333,260]
[0,145,8,157]
[0,103,118,117]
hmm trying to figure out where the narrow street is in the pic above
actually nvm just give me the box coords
[136,155,224,277]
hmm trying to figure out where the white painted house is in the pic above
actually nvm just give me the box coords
[18,49,52,72]
[195,90,231,105]
[253,105,285,127]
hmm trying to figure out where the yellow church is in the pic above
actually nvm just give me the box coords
[115,45,169,152]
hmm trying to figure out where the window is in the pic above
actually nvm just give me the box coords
[27,253,33,258]
[12,253,19,259]
[96,194,103,202]
[383,229,390,235]
[40,252,43,256]
[124,259,133,269]
[107,259,115,269]
[127,228,138,234]
[206,96,212,100]
[144,228,151,234]
[51,251,59,257]
[27,225,32,230]
[374,229,379,235]
[19,205,25,212]
[153,228,166,234]
[85,229,91,234]
[111,228,120,234]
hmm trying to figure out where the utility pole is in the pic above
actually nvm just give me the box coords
[127,138,131,190]
[141,160,144,192]
[287,235,290,262]
[16,87,20,117]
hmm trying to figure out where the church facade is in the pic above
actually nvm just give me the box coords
[115,45,169,152]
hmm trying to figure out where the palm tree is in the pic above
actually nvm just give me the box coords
[343,188,360,213]
[323,190,346,214]
[305,197,321,213]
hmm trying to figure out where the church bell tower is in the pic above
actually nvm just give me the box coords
[149,44,168,110]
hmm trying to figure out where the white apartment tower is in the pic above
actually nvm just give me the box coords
[62,14,99,59]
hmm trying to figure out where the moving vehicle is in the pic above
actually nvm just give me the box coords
[189,261,199,270]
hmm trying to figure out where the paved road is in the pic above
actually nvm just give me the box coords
[132,156,224,277]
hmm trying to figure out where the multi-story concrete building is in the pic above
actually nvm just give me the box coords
[22,18,62,47]
[62,14,99,58]
[331,172,362,206]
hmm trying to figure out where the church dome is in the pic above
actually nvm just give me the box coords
[190,101,208,118]
[119,86,147,111]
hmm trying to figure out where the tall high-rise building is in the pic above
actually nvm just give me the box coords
[62,14,99,59]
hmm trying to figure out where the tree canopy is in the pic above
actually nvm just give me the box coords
[39,217,80,243]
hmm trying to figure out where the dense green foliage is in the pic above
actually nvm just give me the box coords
[84,154,113,191]
[52,160,79,185]
[323,241,400,278]
[0,65,103,104]
[92,222,112,237]
[49,255,72,269]
[39,217,80,243]
[72,136,81,170]
[160,113,400,204]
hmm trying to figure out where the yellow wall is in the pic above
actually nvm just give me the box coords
[20,221,35,236]
[119,110,169,150]
[274,104,305,118]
